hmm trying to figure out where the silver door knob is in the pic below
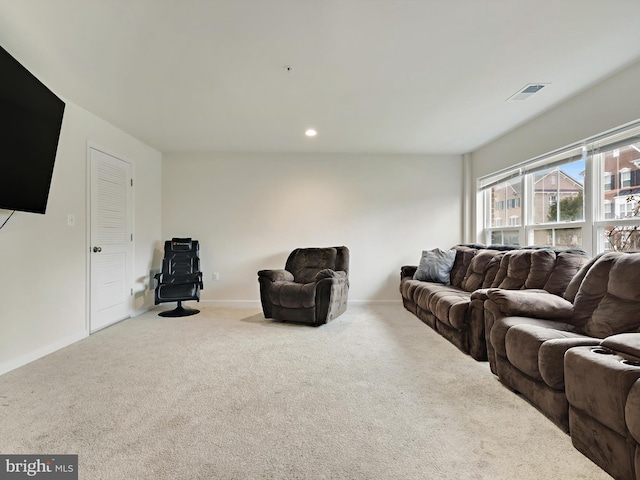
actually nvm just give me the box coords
[93,246,102,253]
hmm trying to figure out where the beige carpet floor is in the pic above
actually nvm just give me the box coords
[0,304,611,479]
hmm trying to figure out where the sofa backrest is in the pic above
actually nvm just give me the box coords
[563,254,602,302]
[573,252,640,337]
[285,246,349,284]
[542,250,590,295]
[449,245,479,288]
[490,248,589,295]
[460,249,505,292]
[491,249,550,289]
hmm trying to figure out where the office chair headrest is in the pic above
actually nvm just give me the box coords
[170,238,193,251]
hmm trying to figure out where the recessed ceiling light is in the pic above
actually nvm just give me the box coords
[305,129,317,137]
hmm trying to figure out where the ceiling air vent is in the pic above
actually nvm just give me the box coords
[507,83,549,102]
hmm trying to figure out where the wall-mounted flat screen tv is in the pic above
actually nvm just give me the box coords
[0,44,65,214]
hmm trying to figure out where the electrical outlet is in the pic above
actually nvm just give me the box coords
[212,272,220,281]
[67,214,75,226]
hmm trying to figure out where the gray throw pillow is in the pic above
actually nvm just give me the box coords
[413,248,457,284]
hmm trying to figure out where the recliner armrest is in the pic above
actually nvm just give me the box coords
[314,269,347,282]
[601,333,640,358]
[257,269,294,283]
[486,288,573,319]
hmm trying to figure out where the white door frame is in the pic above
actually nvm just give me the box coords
[86,141,135,333]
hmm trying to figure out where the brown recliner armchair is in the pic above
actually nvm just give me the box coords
[258,246,349,326]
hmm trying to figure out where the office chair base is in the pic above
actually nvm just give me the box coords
[158,302,200,317]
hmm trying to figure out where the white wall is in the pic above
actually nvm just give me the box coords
[470,58,640,240]
[162,152,463,303]
[0,101,162,375]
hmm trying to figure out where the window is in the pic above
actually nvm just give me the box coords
[533,227,582,248]
[507,198,520,209]
[479,120,640,254]
[603,200,614,219]
[488,178,521,228]
[603,225,640,252]
[533,160,585,226]
[490,230,519,246]
[603,173,613,190]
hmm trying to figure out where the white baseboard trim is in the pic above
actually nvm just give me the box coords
[0,330,89,377]
[198,299,402,308]
[348,299,403,305]
[199,300,262,308]
[132,305,154,317]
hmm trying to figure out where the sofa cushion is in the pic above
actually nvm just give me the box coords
[572,253,616,330]
[415,284,453,317]
[449,246,479,288]
[428,289,472,330]
[523,249,556,289]
[582,253,640,338]
[413,248,456,284]
[492,250,534,289]
[406,280,450,304]
[481,253,505,288]
[563,254,601,302]
[490,316,577,359]
[543,250,590,296]
[287,247,337,284]
[461,249,501,292]
[269,281,316,308]
[506,324,577,382]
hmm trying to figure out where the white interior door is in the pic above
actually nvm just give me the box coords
[89,147,133,333]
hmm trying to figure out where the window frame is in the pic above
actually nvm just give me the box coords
[478,119,640,255]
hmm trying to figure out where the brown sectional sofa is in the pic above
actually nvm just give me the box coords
[485,251,640,433]
[400,246,640,478]
[399,244,589,361]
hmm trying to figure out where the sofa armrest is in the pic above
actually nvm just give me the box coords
[257,269,294,283]
[539,336,602,389]
[315,269,347,282]
[601,333,640,358]
[315,271,350,325]
[401,265,417,280]
[486,288,573,319]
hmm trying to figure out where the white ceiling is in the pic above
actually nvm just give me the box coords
[2,0,640,155]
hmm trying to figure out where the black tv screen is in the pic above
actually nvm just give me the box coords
[0,45,65,214]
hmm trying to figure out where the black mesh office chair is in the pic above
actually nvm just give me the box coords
[154,238,204,317]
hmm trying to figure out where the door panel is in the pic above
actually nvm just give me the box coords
[89,147,133,332]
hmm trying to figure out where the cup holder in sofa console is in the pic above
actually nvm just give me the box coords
[621,359,640,367]
[592,348,615,355]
